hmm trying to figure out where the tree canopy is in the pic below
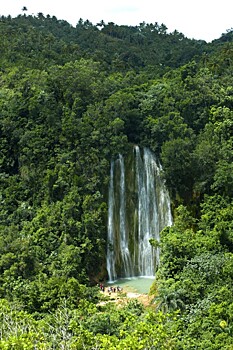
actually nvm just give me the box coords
[0,13,232,349]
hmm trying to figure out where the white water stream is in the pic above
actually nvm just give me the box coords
[107,146,172,282]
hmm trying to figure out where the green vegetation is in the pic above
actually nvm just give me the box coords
[0,12,232,348]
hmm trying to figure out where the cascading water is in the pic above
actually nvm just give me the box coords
[118,155,133,278]
[106,161,116,282]
[136,146,158,276]
[107,146,172,282]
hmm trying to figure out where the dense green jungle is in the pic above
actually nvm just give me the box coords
[0,12,233,349]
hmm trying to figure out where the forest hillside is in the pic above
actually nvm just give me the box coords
[0,13,232,349]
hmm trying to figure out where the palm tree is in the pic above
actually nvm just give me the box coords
[154,289,186,313]
[96,20,105,29]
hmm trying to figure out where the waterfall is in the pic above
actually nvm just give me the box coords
[118,155,133,277]
[106,161,117,282]
[135,146,158,276]
[107,147,172,281]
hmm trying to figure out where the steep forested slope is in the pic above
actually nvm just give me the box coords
[0,14,209,71]
[0,13,232,349]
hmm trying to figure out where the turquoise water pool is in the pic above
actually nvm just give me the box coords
[107,277,155,294]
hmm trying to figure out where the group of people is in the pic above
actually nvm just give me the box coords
[107,285,123,294]
[97,283,123,294]
[97,283,105,292]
